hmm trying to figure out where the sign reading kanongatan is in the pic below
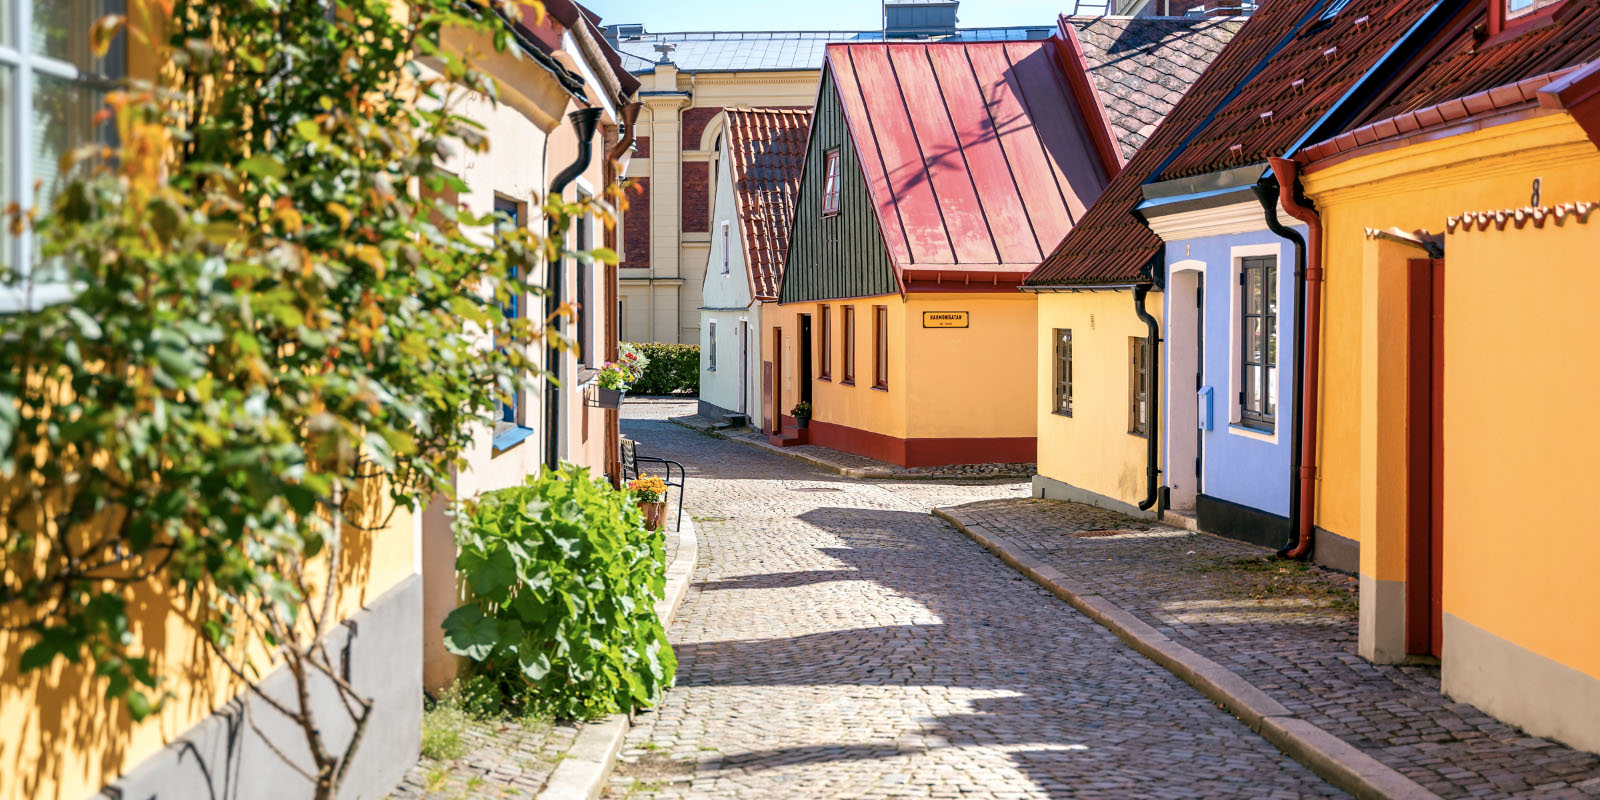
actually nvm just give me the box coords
[922,311,969,328]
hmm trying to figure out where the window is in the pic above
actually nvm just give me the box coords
[495,197,523,430]
[1129,336,1151,437]
[821,149,841,216]
[707,320,717,371]
[1506,0,1561,19]
[576,198,592,365]
[720,220,730,274]
[2,0,126,296]
[872,305,888,390]
[1240,255,1277,430]
[842,305,856,384]
[818,305,831,380]
[1053,329,1072,416]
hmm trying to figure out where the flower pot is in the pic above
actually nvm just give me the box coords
[796,417,810,430]
[593,387,624,410]
[637,500,666,531]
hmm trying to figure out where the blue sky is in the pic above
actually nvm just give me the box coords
[585,1,1074,32]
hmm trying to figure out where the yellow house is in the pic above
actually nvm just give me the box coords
[0,2,638,798]
[1289,30,1600,754]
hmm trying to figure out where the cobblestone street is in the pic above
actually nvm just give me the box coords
[606,400,1344,799]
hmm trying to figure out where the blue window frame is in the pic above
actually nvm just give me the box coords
[495,197,522,430]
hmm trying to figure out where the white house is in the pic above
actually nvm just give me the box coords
[699,107,810,428]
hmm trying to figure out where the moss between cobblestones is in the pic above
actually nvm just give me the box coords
[1188,555,1359,613]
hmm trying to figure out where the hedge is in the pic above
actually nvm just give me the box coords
[625,342,699,395]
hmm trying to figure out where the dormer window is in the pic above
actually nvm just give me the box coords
[1506,0,1559,18]
[1492,0,1563,35]
[821,149,841,216]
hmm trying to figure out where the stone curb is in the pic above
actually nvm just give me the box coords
[933,507,1441,800]
[535,516,698,800]
[667,416,1033,481]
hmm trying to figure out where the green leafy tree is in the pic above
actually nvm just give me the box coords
[0,0,607,796]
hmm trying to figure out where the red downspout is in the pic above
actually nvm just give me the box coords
[604,102,643,489]
[1269,156,1320,560]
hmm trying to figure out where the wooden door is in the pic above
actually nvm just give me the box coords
[1406,258,1445,657]
[771,326,784,434]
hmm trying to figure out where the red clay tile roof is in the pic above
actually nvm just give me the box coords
[826,40,1111,279]
[1357,2,1600,126]
[1065,15,1245,161]
[725,107,811,301]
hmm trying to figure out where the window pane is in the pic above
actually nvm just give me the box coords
[1246,267,1263,314]
[1247,317,1263,364]
[1265,365,1276,418]
[1266,264,1278,316]
[33,0,126,72]
[31,74,110,212]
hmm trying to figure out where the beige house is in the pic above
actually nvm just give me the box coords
[603,3,1060,344]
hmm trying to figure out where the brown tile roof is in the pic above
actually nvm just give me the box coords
[725,107,811,301]
[1330,1,1600,145]
[1065,15,1246,161]
[1026,1,1309,286]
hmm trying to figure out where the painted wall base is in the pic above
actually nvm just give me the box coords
[809,419,1034,468]
[1196,493,1288,550]
[1031,474,1158,521]
[1443,612,1600,756]
[101,575,423,800]
[1359,572,1408,665]
[1311,526,1359,575]
[696,398,746,425]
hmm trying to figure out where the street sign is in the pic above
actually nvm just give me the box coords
[922,311,969,328]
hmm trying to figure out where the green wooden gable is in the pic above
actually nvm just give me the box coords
[777,66,900,304]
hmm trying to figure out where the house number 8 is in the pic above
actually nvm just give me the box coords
[1531,177,1542,208]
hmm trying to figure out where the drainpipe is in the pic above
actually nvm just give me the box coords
[1253,177,1308,560]
[1134,284,1161,512]
[603,103,642,488]
[546,107,603,471]
[1268,156,1322,560]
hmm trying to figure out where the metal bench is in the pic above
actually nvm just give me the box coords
[620,437,686,530]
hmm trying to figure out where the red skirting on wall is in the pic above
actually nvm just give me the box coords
[806,419,1034,468]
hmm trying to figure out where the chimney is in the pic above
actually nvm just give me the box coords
[884,0,959,39]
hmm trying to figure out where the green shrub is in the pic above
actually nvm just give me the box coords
[625,342,699,395]
[442,465,675,721]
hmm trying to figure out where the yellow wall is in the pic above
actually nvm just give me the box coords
[771,297,906,439]
[0,496,417,800]
[1302,112,1600,681]
[1441,217,1600,680]
[771,293,1038,444]
[904,294,1037,440]
[1035,289,1162,506]
[1305,113,1600,549]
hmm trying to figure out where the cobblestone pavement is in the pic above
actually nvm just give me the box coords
[947,499,1600,799]
[605,400,1345,799]
[391,715,578,799]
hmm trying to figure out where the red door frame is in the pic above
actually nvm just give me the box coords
[771,325,784,436]
[1406,258,1445,657]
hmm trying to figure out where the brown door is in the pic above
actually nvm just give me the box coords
[771,326,784,434]
[1406,258,1445,657]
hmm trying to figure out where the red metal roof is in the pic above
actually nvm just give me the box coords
[825,40,1110,283]
[724,107,811,302]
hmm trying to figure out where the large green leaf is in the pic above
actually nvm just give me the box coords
[441,605,499,662]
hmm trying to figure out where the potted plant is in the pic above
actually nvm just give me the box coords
[593,361,630,409]
[628,473,669,531]
[791,401,812,430]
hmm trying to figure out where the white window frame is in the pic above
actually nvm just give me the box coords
[1,0,127,312]
[1227,243,1281,444]
[707,319,717,372]
[719,219,730,274]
